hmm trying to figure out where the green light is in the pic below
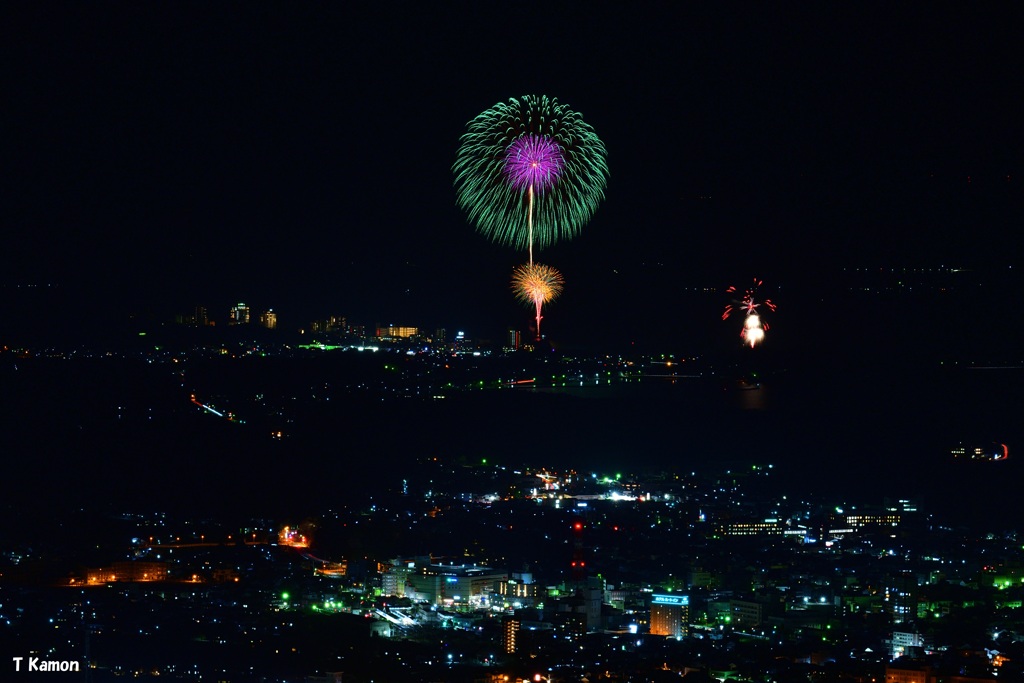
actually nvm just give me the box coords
[282,592,290,600]
[615,473,621,480]
[482,458,487,464]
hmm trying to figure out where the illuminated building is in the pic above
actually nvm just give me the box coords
[376,325,418,339]
[507,328,521,350]
[828,513,900,535]
[229,302,251,325]
[381,559,419,597]
[259,309,277,329]
[404,564,507,606]
[502,616,520,653]
[886,574,918,623]
[890,627,932,658]
[499,577,540,605]
[715,519,784,537]
[649,593,689,639]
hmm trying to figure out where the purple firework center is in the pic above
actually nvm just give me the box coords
[504,134,565,192]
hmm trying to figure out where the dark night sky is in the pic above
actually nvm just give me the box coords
[4,4,1022,346]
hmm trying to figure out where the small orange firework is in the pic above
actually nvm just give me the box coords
[511,263,565,340]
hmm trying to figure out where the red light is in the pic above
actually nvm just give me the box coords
[573,522,582,531]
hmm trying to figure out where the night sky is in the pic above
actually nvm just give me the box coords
[4,4,1022,347]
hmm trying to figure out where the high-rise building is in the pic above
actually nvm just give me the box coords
[229,302,251,325]
[507,328,521,350]
[175,305,209,326]
[259,309,277,329]
[310,316,346,333]
[650,594,689,639]
[886,574,918,624]
[502,616,520,653]
[380,559,422,597]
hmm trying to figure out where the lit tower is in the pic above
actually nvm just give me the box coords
[570,521,586,588]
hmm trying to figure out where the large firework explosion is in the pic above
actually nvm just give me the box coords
[454,95,608,264]
[723,278,777,348]
[511,263,565,341]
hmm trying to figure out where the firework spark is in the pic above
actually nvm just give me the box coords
[454,95,608,263]
[742,314,765,348]
[512,262,565,341]
[724,278,777,347]
[504,134,565,192]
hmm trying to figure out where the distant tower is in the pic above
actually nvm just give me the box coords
[507,328,521,350]
[259,309,277,329]
[194,305,208,326]
[570,521,586,587]
[229,302,251,325]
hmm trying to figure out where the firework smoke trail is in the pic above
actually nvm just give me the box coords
[512,263,565,341]
[454,96,609,258]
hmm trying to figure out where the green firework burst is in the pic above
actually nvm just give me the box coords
[453,95,609,252]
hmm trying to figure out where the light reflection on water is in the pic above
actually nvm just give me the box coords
[478,367,1023,529]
